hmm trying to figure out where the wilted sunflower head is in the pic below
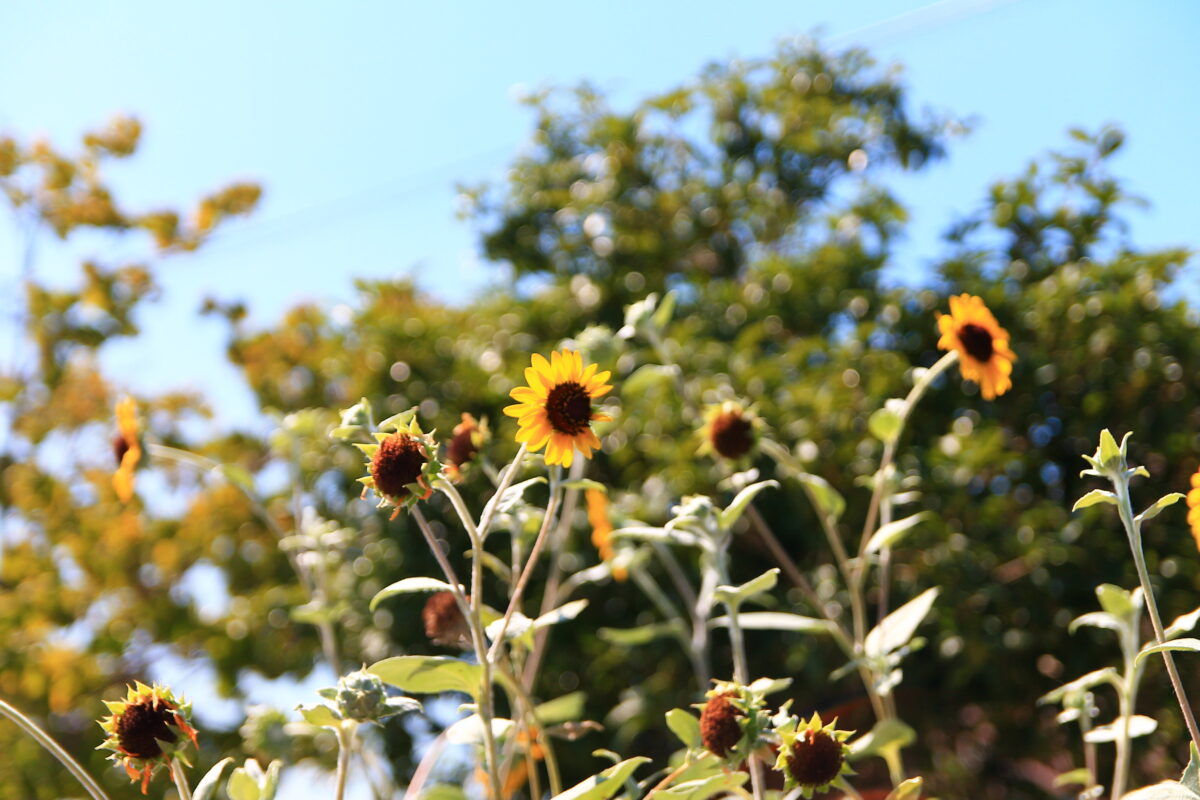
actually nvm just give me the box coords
[355,408,441,517]
[503,349,612,468]
[698,401,762,462]
[444,413,488,481]
[936,293,1017,400]
[422,590,472,648]
[773,712,854,798]
[692,680,777,766]
[111,396,143,503]
[97,682,197,794]
[700,692,744,758]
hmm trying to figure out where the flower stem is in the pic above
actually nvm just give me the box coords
[713,547,765,800]
[0,697,112,800]
[1113,480,1200,754]
[334,724,354,800]
[170,757,194,800]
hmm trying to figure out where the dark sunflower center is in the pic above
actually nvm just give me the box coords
[709,412,754,460]
[545,382,593,436]
[371,434,427,499]
[958,323,994,362]
[446,426,478,469]
[113,434,131,467]
[115,700,178,759]
[700,693,743,758]
[785,729,844,788]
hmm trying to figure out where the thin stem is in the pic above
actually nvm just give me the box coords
[0,698,112,800]
[402,732,448,800]
[170,757,194,800]
[713,546,764,800]
[643,760,692,800]
[409,507,472,624]
[487,478,562,662]
[477,443,528,540]
[334,725,353,800]
[1114,480,1200,753]
[434,479,481,542]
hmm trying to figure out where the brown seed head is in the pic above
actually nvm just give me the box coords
[784,728,844,789]
[115,697,180,759]
[113,434,131,467]
[700,692,743,758]
[422,591,472,648]
[708,409,755,460]
[957,322,995,362]
[370,433,427,499]
[447,415,479,471]
[545,381,593,436]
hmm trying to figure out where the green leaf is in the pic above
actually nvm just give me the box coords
[623,364,680,396]
[369,656,483,698]
[378,407,419,432]
[662,772,748,800]
[848,718,916,762]
[610,525,706,549]
[421,785,469,800]
[1038,667,1121,705]
[795,472,846,522]
[1069,611,1124,635]
[490,476,548,516]
[562,479,607,492]
[193,757,235,800]
[868,401,905,443]
[1096,584,1136,619]
[665,708,701,748]
[370,577,458,611]
[1098,428,1122,466]
[296,703,340,728]
[707,611,833,633]
[533,600,590,632]
[883,777,924,800]
[714,568,780,608]
[717,480,778,530]
[864,587,939,658]
[1136,638,1200,668]
[1181,742,1200,792]
[535,692,586,725]
[1122,782,1200,800]
[865,513,929,554]
[551,757,651,800]
[599,620,686,646]
[1073,489,1117,512]
[651,290,677,328]
[1084,715,1159,742]
[227,769,261,800]
[1052,768,1092,788]
[1168,608,1200,639]
[1138,493,1186,524]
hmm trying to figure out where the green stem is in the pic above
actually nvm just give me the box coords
[477,443,528,540]
[713,545,764,800]
[0,698,111,800]
[334,724,354,800]
[1113,480,1200,754]
[170,757,194,800]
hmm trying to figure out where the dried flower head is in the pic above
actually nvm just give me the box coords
[355,409,440,518]
[111,396,143,502]
[423,591,472,648]
[700,692,744,758]
[504,349,612,468]
[936,293,1017,400]
[97,682,197,794]
[773,712,854,798]
[445,413,487,480]
[698,401,761,462]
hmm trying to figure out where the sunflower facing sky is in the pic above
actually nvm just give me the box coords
[504,349,612,468]
[936,293,1017,400]
[112,396,142,503]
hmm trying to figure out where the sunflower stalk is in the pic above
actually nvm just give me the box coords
[0,697,112,800]
[333,723,354,800]
[170,758,193,800]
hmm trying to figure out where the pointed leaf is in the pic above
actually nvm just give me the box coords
[535,692,587,725]
[444,715,514,745]
[1039,667,1121,705]
[1097,584,1136,619]
[1073,489,1118,512]
[1167,608,1200,639]
[296,703,341,729]
[795,472,845,522]
[714,568,780,607]
[718,480,779,530]
[227,770,261,800]
[1136,638,1200,668]
[370,577,458,611]
[848,718,916,762]
[884,777,924,800]
[864,587,939,658]
[1069,612,1124,635]
[1138,493,1186,524]
[551,757,651,800]
[369,656,483,698]
[666,708,701,749]
[1181,742,1200,792]
[599,620,686,646]
[1085,715,1159,742]
[708,612,833,633]
[865,513,929,554]
[193,757,235,800]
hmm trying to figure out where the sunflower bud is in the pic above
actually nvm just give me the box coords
[336,670,388,722]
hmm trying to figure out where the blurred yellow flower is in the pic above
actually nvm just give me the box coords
[1187,469,1200,550]
[586,488,627,581]
[936,293,1017,400]
[112,396,142,502]
[698,401,760,461]
[503,349,612,468]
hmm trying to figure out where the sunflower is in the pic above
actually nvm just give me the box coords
[772,712,854,798]
[697,401,762,461]
[936,293,1017,400]
[111,396,142,503]
[97,682,198,794]
[355,408,441,518]
[1187,468,1200,551]
[503,349,612,468]
[444,412,488,481]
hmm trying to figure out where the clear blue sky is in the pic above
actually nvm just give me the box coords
[2,0,1198,429]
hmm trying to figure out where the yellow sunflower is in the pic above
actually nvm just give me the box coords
[504,349,612,468]
[936,293,1017,400]
[112,396,142,503]
[97,682,198,794]
[1187,468,1200,551]
[586,488,627,582]
[697,401,762,461]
